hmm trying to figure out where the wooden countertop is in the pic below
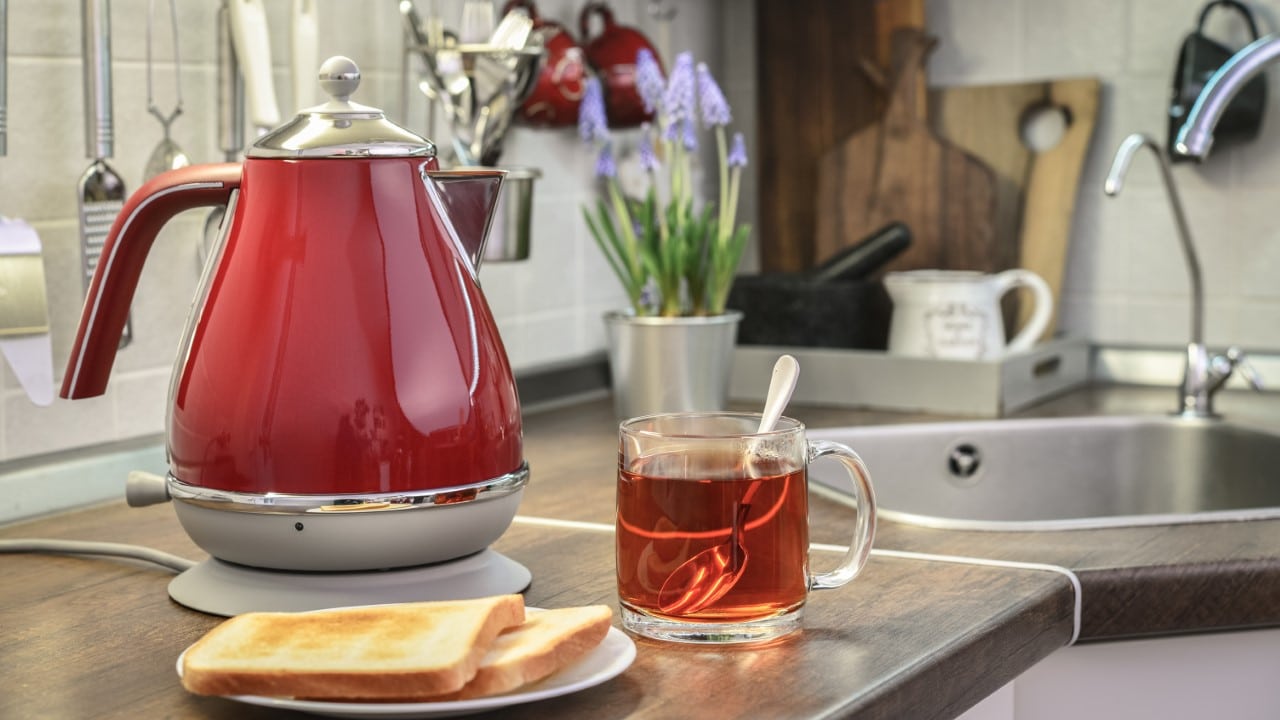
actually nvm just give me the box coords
[2,386,1277,719]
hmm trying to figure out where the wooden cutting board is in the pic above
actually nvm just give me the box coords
[814,29,1002,274]
[930,77,1101,339]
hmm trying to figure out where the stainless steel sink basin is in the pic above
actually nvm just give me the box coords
[808,415,1280,530]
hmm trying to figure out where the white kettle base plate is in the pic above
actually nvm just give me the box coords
[168,549,532,617]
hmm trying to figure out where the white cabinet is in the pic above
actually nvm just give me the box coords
[960,628,1280,720]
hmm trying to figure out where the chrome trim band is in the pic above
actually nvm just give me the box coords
[167,463,529,515]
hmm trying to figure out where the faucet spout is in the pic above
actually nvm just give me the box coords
[1104,133,1228,417]
[1174,33,1280,160]
[1104,134,1204,345]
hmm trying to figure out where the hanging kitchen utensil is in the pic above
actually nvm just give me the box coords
[142,0,189,181]
[1168,0,1267,161]
[417,37,543,165]
[399,0,443,140]
[61,57,530,615]
[0,0,6,157]
[290,0,317,111]
[460,0,495,44]
[505,0,590,127]
[228,0,279,134]
[578,2,661,128]
[78,0,130,347]
[0,4,54,407]
[199,0,244,273]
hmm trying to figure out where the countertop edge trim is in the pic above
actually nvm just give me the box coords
[512,515,1084,644]
[869,548,1082,645]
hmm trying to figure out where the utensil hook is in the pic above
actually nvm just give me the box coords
[146,0,183,133]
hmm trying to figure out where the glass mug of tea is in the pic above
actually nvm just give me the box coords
[616,412,876,644]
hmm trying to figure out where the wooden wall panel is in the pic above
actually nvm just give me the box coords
[754,0,924,272]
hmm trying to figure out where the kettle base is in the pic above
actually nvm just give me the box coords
[168,549,532,617]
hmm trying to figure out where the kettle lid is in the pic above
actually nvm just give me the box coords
[248,56,436,159]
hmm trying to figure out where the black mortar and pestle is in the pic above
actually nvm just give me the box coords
[728,222,911,350]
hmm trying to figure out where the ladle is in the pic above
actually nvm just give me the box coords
[142,0,190,181]
[656,354,799,616]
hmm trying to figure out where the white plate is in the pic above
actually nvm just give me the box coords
[176,610,637,719]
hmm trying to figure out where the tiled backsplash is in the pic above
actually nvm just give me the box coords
[927,0,1280,353]
[5,0,1278,464]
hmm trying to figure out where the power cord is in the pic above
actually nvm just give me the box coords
[0,539,196,573]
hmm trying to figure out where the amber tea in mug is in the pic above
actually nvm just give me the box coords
[616,413,876,644]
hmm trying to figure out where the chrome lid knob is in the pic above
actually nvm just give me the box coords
[318,56,360,103]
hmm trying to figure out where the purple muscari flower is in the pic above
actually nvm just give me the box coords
[662,116,681,143]
[662,52,696,123]
[728,132,748,168]
[595,142,617,178]
[682,117,698,152]
[638,124,659,172]
[635,49,665,115]
[639,281,656,309]
[578,77,609,143]
[696,62,731,127]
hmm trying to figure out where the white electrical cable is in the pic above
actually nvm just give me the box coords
[818,543,1083,646]
[0,539,197,573]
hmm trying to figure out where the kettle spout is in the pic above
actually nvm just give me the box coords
[422,169,505,270]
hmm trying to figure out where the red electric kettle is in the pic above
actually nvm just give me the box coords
[60,57,527,574]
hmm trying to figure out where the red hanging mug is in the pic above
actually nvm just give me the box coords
[579,2,662,128]
[506,0,591,127]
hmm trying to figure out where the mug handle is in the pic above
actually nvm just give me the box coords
[996,269,1053,354]
[807,440,877,591]
[578,2,614,43]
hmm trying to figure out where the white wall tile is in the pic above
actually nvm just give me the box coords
[926,0,1025,85]
[1128,0,1207,75]
[1232,301,1280,349]
[519,311,581,368]
[1021,0,1129,80]
[6,388,115,458]
[112,367,171,438]
[1226,189,1280,300]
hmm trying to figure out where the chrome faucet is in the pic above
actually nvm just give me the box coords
[1105,133,1260,418]
[1175,34,1280,160]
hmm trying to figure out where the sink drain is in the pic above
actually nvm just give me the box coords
[947,442,982,486]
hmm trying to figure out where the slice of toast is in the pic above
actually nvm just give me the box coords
[181,594,526,700]
[454,604,614,700]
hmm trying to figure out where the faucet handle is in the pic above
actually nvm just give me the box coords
[1219,346,1265,391]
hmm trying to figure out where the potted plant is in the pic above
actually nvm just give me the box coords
[579,49,751,418]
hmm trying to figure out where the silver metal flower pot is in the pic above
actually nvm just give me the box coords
[604,310,742,420]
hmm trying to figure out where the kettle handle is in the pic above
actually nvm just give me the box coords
[61,163,242,400]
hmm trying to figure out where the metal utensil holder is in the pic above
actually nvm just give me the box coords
[413,43,544,167]
[401,34,545,263]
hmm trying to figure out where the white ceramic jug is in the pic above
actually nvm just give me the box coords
[884,269,1053,360]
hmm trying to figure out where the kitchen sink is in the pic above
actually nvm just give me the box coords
[808,415,1280,530]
